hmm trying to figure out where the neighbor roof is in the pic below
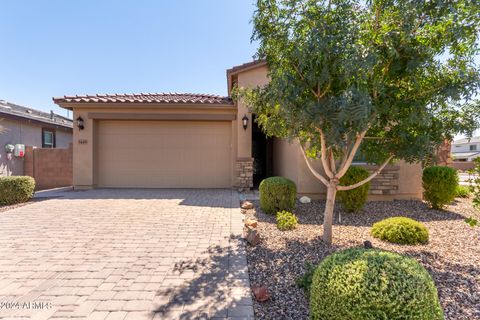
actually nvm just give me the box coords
[53,93,233,107]
[453,136,480,144]
[0,100,72,129]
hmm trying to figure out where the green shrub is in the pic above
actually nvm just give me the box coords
[296,261,315,297]
[276,210,298,231]
[455,185,471,198]
[471,158,480,209]
[259,176,296,214]
[338,166,370,212]
[371,217,429,245]
[0,176,36,205]
[422,166,458,209]
[310,248,444,320]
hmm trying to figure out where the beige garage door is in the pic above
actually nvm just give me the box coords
[96,120,232,188]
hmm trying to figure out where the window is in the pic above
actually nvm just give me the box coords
[42,129,55,148]
[470,145,477,151]
[352,150,367,163]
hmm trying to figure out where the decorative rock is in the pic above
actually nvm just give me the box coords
[364,240,373,249]
[245,219,258,228]
[252,286,271,302]
[241,201,254,209]
[245,226,260,246]
[299,196,311,204]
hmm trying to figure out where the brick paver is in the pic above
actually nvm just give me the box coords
[0,189,253,319]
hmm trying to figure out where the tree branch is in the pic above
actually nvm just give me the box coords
[329,149,336,175]
[299,141,329,186]
[320,130,334,178]
[293,63,320,99]
[337,155,394,191]
[336,129,368,178]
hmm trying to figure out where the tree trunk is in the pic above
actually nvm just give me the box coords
[323,180,338,244]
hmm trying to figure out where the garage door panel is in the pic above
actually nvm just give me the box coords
[96,120,232,188]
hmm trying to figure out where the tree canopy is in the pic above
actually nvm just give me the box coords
[244,0,479,164]
[238,0,480,244]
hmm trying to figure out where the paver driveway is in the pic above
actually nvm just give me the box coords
[0,189,253,320]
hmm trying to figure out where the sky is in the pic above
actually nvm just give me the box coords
[0,1,258,117]
[0,1,478,138]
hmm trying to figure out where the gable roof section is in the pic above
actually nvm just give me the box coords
[53,93,233,109]
[226,60,267,96]
[0,100,73,129]
[226,60,267,76]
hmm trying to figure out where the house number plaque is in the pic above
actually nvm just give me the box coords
[78,139,88,144]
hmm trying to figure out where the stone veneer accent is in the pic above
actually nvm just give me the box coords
[362,165,400,195]
[235,158,254,191]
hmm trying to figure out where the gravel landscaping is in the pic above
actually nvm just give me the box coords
[244,198,480,320]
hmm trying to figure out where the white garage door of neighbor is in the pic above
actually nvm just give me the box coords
[96,120,232,188]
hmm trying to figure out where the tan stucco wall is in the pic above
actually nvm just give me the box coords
[272,138,299,184]
[236,65,269,158]
[272,139,423,200]
[0,118,72,176]
[70,105,237,189]
[395,161,423,200]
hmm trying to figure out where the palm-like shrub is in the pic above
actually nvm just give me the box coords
[371,217,429,245]
[310,248,443,320]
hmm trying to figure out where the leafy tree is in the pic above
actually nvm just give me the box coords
[237,0,480,244]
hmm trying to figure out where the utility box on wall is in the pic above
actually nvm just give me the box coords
[14,144,25,157]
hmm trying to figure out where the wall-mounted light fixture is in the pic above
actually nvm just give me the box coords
[242,114,249,130]
[76,116,84,130]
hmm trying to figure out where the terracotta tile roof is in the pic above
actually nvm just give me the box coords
[53,93,233,105]
[226,60,267,75]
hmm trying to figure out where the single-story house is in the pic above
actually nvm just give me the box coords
[0,100,73,176]
[53,60,422,200]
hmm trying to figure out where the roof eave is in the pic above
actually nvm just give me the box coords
[53,100,235,110]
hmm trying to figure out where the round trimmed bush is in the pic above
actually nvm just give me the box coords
[310,248,443,320]
[259,176,296,214]
[423,166,458,209]
[338,166,371,212]
[276,210,298,231]
[0,176,36,205]
[371,217,429,245]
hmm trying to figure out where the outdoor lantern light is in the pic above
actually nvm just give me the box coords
[242,115,249,130]
[76,116,84,130]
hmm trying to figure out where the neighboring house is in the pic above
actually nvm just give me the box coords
[451,136,480,162]
[53,60,422,200]
[0,100,73,176]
